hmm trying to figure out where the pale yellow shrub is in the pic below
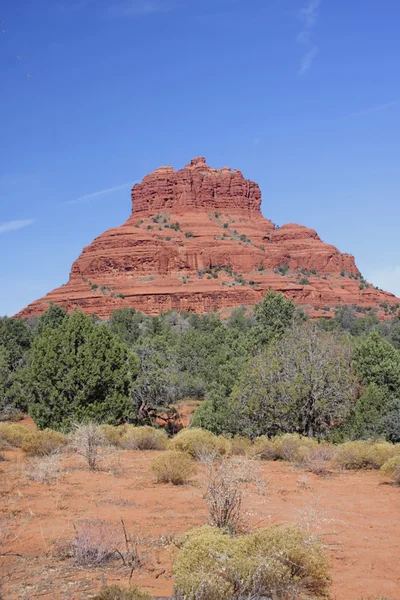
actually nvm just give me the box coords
[22,429,67,456]
[121,426,168,450]
[92,585,151,600]
[252,434,317,463]
[0,423,31,447]
[174,524,330,600]
[171,428,231,459]
[335,441,399,470]
[230,436,252,456]
[381,456,400,485]
[150,450,196,485]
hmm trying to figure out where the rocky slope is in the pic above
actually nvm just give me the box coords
[17,157,399,319]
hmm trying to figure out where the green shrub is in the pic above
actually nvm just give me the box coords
[381,455,400,485]
[171,428,231,459]
[150,450,196,485]
[22,429,67,456]
[0,423,31,447]
[174,524,330,600]
[91,585,151,600]
[335,441,400,470]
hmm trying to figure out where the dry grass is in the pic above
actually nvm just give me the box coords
[91,585,151,600]
[335,441,400,470]
[150,450,195,485]
[26,454,61,484]
[21,429,66,456]
[174,524,330,600]
[381,456,400,485]
[0,423,31,447]
[229,435,252,456]
[171,428,231,459]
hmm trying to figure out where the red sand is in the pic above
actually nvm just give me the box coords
[1,448,399,599]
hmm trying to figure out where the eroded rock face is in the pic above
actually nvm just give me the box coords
[17,157,399,319]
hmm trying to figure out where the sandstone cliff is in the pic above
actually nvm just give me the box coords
[17,157,399,319]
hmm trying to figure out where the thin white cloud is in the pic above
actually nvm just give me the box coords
[297,0,320,76]
[365,266,400,298]
[0,219,35,234]
[109,0,175,17]
[65,182,134,205]
[339,101,398,120]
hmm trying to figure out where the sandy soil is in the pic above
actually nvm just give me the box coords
[0,447,399,600]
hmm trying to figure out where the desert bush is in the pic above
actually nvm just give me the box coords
[205,459,244,534]
[171,428,231,459]
[0,423,31,447]
[121,425,168,450]
[230,435,252,456]
[68,520,119,566]
[69,423,107,470]
[335,441,400,470]
[91,585,151,600]
[252,433,317,463]
[381,455,400,485]
[100,424,126,446]
[174,524,330,600]
[22,429,66,456]
[26,455,61,484]
[150,450,196,485]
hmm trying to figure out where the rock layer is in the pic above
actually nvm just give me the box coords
[17,157,399,319]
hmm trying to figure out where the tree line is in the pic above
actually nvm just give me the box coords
[1,293,399,442]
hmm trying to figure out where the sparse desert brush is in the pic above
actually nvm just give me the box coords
[67,520,119,566]
[171,428,231,459]
[335,441,399,470]
[174,524,330,600]
[230,435,252,456]
[69,423,107,470]
[26,454,61,484]
[91,585,151,600]
[121,425,168,450]
[381,455,400,485]
[0,423,31,447]
[22,429,66,456]
[150,450,196,485]
[205,459,244,534]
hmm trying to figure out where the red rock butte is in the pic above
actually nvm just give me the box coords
[17,157,400,319]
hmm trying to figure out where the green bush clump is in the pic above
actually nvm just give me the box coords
[335,441,400,470]
[0,423,31,447]
[150,450,196,485]
[21,429,67,456]
[171,428,231,459]
[174,524,330,600]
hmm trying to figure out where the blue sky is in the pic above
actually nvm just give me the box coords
[1,0,399,316]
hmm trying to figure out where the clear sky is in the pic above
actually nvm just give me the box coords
[1,0,399,316]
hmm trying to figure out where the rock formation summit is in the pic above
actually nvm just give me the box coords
[17,157,399,319]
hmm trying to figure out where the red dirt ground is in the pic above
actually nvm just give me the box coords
[0,448,399,600]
